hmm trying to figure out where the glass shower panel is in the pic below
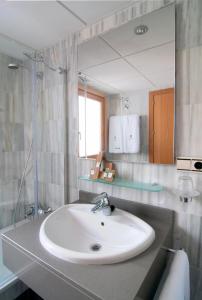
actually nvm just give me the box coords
[0,53,24,228]
[0,34,35,229]
[0,35,38,295]
[0,37,68,230]
[0,39,68,293]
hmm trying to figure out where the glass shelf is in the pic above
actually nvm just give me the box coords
[79,175,163,192]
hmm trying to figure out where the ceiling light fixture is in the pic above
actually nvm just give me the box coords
[134,25,149,35]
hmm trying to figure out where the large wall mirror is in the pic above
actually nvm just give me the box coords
[78,4,175,164]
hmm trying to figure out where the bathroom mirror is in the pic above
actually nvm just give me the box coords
[78,4,175,164]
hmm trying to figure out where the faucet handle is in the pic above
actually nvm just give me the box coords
[92,192,109,205]
[101,192,109,200]
[91,192,110,213]
[24,203,35,218]
[38,207,52,215]
[102,193,110,206]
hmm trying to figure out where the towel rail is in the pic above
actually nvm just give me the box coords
[161,247,183,253]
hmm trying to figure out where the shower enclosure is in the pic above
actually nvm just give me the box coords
[0,34,68,298]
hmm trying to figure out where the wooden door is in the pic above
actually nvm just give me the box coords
[149,88,174,164]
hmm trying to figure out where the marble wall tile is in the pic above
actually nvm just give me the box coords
[65,34,79,203]
[0,123,24,152]
[37,152,64,185]
[37,182,64,211]
[176,0,202,50]
[37,85,65,122]
[176,45,202,106]
[32,41,68,206]
[0,206,13,229]
[24,180,34,205]
[0,152,25,180]
[175,104,191,156]
[36,120,64,153]
[0,180,19,207]
[189,104,202,156]
[27,37,80,209]
[189,46,202,104]
[176,48,190,105]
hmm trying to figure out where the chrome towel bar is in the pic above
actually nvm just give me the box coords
[161,247,183,253]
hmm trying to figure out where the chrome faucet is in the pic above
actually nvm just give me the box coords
[91,192,112,216]
[24,203,52,218]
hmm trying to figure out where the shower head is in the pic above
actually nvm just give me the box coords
[8,62,43,80]
[78,72,88,84]
[8,63,20,70]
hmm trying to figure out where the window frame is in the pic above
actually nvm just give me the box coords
[78,85,106,159]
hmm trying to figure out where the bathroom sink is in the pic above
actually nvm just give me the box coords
[39,204,155,264]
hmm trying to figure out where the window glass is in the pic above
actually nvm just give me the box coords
[79,95,102,157]
[79,95,86,157]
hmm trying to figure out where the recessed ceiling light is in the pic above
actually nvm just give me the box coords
[134,25,149,35]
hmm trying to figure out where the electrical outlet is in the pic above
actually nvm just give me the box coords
[177,157,202,172]
[191,160,202,171]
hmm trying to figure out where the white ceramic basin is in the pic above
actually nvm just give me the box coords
[39,204,155,264]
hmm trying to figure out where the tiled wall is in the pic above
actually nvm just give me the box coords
[0,53,25,229]
[23,36,79,210]
[78,1,202,299]
[36,44,67,211]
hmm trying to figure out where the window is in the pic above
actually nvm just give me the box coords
[78,87,105,158]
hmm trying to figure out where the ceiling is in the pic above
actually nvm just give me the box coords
[78,4,175,95]
[0,0,134,57]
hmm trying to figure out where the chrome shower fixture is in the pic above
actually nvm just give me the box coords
[121,96,129,110]
[8,62,44,80]
[8,62,28,72]
[23,52,67,74]
[23,52,44,63]
[78,72,87,83]
[8,63,21,70]
[24,51,55,71]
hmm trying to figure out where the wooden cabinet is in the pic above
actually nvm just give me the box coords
[149,88,175,164]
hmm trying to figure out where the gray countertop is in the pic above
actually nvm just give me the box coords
[1,191,174,300]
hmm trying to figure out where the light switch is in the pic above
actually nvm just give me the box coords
[177,158,191,170]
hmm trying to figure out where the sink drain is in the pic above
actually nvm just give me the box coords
[90,243,102,251]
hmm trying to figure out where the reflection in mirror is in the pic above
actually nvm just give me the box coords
[78,4,175,164]
[78,82,106,158]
